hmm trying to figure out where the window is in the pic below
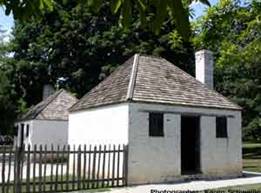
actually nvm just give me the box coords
[149,112,164,137]
[20,123,24,145]
[26,124,30,138]
[14,126,18,136]
[216,116,228,138]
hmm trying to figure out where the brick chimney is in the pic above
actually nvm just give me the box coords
[195,49,214,89]
[43,84,55,100]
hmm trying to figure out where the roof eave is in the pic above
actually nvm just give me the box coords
[129,99,242,111]
[69,101,130,113]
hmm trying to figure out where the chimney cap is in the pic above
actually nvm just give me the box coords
[195,49,213,55]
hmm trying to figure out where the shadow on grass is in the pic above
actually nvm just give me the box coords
[243,143,261,173]
[243,144,261,159]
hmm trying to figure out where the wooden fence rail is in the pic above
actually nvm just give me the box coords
[0,144,128,193]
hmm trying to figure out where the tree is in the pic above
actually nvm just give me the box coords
[0,0,53,19]
[0,60,17,134]
[1,0,210,41]
[7,0,194,113]
[193,0,261,141]
[0,27,27,134]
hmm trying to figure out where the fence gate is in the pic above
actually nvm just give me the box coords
[0,144,128,193]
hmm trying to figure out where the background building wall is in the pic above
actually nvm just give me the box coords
[31,120,68,149]
[16,120,33,147]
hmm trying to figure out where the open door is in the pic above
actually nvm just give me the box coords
[181,115,200,174]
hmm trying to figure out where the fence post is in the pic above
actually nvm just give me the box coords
[26,145,31,193]
[77,145,82,190]
[1,143,129,192]
[1,146,6,193]
[15,144,24,193]
[15,124,24,193]
[123,145,129,186]
[14,123,25,193]
[6,146,13,193]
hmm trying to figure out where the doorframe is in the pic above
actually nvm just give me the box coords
[180,115,201,175]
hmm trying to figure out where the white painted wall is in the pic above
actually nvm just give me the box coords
[200,114,242,176]
[68,101,241,184]
[128,107,181,184]
[30,120,68,149]
[16,120,68,149]
[16,120,33,147]
[68,103,129,145]
[128,102,242,184]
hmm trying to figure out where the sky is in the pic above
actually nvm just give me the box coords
[0,0,218,39]
[191,0,219,19]
[0,7,13,30]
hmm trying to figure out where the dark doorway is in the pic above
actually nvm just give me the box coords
[181,115,200,174]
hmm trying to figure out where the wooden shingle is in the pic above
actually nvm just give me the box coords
[70,54,241,112]
[21,89,78,121]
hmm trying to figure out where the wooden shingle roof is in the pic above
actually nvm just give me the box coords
[70,54,241,112]
[20,89,78,121]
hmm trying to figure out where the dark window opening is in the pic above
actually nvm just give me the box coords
[14,126,18,136]
[26,124,30,138]
[20,123,24,146]
[149,112,164,137]
[216,116,228,138]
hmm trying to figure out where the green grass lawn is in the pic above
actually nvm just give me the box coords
[215,183,261,191]
[243,142,261,172]
[0,175,111,193]
[213,142,261,191]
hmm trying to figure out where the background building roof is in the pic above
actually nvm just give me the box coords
[20,89,78,121]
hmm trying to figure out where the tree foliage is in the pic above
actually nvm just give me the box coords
[0,42,17,134]
[0,0,54,19]
[1,0,210,41]
[193,0,261,141]
[0,0,194,134]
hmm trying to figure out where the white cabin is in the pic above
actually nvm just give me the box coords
[16,89,78,149]
[68,51,242,184]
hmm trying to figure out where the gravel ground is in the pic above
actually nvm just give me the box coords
[60,171,261,193]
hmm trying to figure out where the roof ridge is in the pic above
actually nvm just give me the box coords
[126,54,139,100]
[69,56,135,112]
[18,89,62,121]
